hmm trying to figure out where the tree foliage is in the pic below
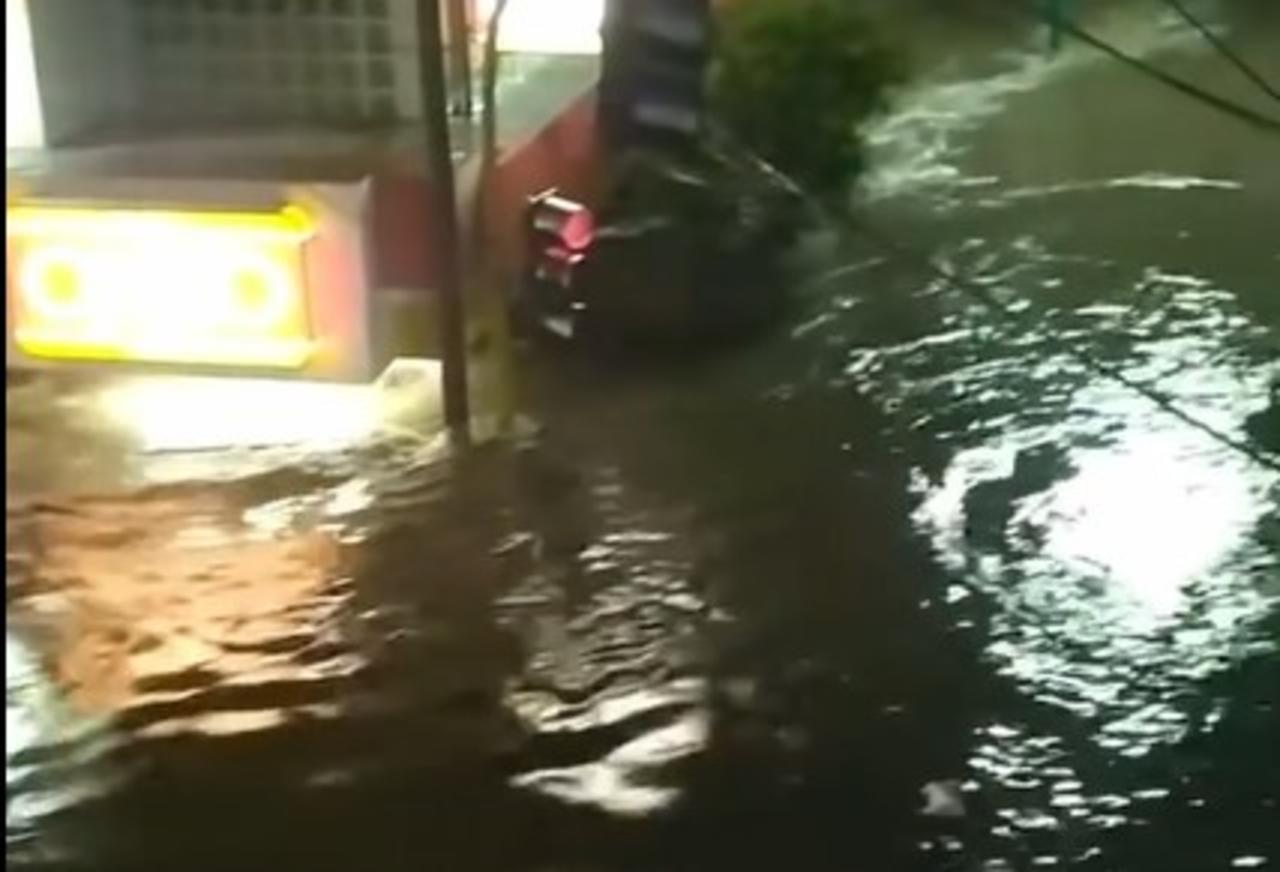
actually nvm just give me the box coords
[711,0,903,198]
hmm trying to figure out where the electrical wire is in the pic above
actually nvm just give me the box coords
[999,0,1280,134]
[1157,0,1280,104]
[718,134,1280,474]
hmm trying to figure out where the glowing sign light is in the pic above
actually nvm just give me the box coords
[476,0,604,54]
[7,205,316,369]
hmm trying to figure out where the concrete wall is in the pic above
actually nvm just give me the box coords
[6,0,44,149]
[27,0,139,145]
[16,0,479,140]
[120,0,424,128]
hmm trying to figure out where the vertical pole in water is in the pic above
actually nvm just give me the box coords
[1044,0,1067,55]
[445,0,473,116]
[417,0,471,446]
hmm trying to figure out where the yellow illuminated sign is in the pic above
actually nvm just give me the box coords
[7,204,316,369]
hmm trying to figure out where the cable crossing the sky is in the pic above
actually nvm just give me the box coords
[1157,0,1280,104]
[1004,0,1280,135]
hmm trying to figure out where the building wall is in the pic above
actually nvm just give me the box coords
[26,0,139,145]
[13,0,603,146]
[14,0,453,139]
[126,0,428,129]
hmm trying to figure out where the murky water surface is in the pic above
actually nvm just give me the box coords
[8,6,1279,871]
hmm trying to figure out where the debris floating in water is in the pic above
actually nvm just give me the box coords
[920,780,967,818]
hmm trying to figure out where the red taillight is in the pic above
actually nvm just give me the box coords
[529,192,595,252]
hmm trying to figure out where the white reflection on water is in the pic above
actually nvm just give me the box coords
[911,354,1276,867]
[241,475,378,542]
[916,380,1275,728]
[500,463,710,818]
[99,376,380,453]
[1036,430,1260,618]
[511,682,709,818]
[862,10,1200,208]
[6,634,43,786]
[6,632,119,842]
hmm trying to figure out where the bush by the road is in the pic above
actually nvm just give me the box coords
[712,0,903,200]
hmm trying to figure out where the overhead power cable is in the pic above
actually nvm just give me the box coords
[1001,0,1280,135]
[1158,0,1280,104]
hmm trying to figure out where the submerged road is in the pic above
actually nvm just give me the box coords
[7,4,1279,870]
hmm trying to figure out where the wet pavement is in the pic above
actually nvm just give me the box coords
[7,4,1280,871]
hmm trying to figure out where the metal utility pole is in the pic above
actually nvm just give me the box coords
[446,0,473,115]
[1043,0,1069,54]
[416,0,471,445]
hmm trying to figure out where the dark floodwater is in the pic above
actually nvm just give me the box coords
[8,6,1280,872]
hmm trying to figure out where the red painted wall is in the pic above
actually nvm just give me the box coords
[369,90,603,294]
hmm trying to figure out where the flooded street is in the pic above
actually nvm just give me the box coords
[7,4,1280,871]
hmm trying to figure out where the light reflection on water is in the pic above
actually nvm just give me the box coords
[510,680,709,817]
[5,435,718,867]
[497,462,711,817]
[809,8,1278,865]
[6,632,119,845]
[844,250,1279,865]
[5,484,357,744]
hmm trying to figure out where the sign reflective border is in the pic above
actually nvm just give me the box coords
[7,204,316,370]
